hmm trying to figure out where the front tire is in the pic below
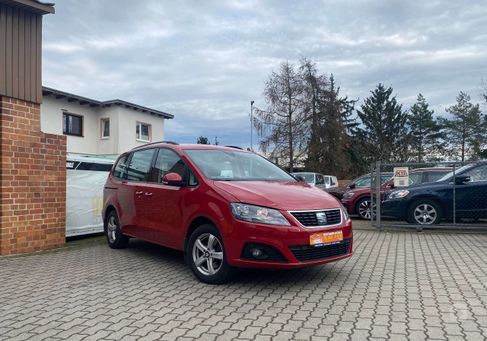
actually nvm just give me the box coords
[407,200,442,225]
[187,224,234,284]
[355,197,375,220]
[105,210,129,249]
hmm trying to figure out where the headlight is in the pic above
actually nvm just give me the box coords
[388,190,409,200]
[340,204,350,221]
[342,192,355,200]
[230,203,290,226]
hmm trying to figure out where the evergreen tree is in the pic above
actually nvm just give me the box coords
[408,94,444,162]
[356,84,409,163]
[299,58,358,178]
[196,136,209,144]
[442,92,487,162]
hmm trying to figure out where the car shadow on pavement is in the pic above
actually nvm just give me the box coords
[120,239,344,286]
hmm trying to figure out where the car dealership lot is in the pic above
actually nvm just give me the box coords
[1,229,487,341]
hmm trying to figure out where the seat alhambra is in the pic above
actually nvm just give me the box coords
[103,142,353,284]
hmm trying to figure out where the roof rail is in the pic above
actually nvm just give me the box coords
[225,145,243,150]
[131,140,179,150]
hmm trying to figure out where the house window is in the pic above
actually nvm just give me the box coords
[63,112,83,136]
[136,122,151,142]
[101,118,110,138]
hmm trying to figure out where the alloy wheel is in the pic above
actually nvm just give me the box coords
[413,204,437,225]
[107,215,117,243]
[192,233,224,276]
[358,199,375,219]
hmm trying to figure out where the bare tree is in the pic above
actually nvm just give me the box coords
[254,61,308,172]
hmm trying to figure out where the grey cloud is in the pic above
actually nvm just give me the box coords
[42,0,487,146]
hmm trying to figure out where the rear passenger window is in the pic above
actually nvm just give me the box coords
[126,149,155,182]
[112,154,130,179]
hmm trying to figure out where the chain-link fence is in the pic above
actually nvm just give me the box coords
[367,160,487,230]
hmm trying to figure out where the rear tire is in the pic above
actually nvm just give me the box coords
[187,224,235,284]
[105,210,129,249]
[407,200,442,225]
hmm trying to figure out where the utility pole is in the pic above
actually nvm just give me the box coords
[250,100,254,151]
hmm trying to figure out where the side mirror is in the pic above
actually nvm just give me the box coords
[349,184,356,190]
[162,172,184,186]
[387,183,394,189]
[454,175,470,185]
[295,175,306,182]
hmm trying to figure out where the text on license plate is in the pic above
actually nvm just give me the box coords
[310,230,343,246]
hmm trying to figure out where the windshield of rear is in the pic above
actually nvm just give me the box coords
[184,149,296,181]
[293,173,314,183]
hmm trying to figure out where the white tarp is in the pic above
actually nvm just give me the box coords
[66,156,114,237]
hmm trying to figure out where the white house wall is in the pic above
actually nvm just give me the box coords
[117,106,165,152]
[40,96,166,156]
[97,106,119,155]
[41,96,101,155]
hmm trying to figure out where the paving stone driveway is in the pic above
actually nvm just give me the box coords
[1,230,487,341]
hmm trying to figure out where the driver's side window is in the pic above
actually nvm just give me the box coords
[463,164,487,182]
[150,148,185,183]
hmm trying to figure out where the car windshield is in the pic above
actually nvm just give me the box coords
[292,173,314,183]
[436,165,472,182]
[185,149,296,181]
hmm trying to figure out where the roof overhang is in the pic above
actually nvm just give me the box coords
[42,86,174,119]
[0,0,55,14]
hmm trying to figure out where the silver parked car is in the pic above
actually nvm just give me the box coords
[292,172,339,190]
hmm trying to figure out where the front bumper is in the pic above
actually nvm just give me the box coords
[341,198,354,214]
[222,215,353,269]
[381,199,409,219]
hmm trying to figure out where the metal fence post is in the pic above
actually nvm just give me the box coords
[375,161,382,229]
[452,164,456,225]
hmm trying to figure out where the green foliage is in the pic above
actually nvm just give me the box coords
[441,92,487,161]
[196,136,210,144]
[408,94,445,162]
[356,84,409,163]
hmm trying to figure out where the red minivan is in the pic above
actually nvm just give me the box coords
[103,142,353,284]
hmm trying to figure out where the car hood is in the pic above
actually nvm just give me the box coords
[212,180,340,210]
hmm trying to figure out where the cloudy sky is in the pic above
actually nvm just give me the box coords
[42,0,487,147]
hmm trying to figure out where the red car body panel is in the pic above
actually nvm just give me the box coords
[103,144,353,269]
[341,185,389,215]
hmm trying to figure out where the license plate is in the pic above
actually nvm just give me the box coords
[310,230,343,246]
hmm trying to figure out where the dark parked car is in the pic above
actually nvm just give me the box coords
[342,168,451,220]
[325,173,393,200]
[382,162,487,225]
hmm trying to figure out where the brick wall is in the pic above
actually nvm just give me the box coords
[0,96,67,255]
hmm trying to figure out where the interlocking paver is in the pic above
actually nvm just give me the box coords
[0,230,487,341]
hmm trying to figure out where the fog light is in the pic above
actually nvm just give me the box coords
[250,248,267,259]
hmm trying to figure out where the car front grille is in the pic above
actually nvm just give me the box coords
[289,239,351,262]
[290,209,342,227]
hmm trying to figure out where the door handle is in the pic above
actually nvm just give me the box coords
[144,192,153,196]
[135,191,143,195]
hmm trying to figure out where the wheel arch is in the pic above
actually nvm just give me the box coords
[353,195,371,215]
[184,215,220,251]
[406,195,445,220]
[104,205,118,225]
